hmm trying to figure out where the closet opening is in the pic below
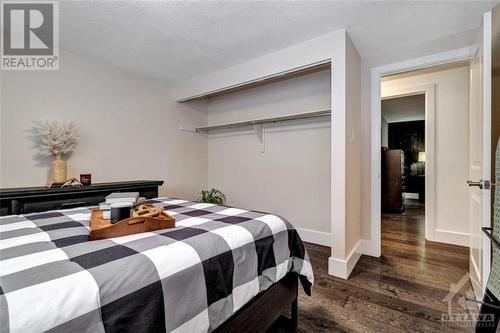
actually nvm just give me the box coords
[204,65,332,249]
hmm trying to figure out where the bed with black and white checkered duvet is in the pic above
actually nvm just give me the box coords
[0,197,314,333]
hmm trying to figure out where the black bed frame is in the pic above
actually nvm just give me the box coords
[214,273,298,333]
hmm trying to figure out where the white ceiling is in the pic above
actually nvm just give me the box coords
[59,1,498,84]
[382,94,425,123]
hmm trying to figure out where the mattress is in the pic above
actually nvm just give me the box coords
[0,197,314,332]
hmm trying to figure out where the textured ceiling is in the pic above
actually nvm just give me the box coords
[59,1,498,84]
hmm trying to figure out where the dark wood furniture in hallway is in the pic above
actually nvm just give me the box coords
[269,199,472,332]
[382,149,405,212]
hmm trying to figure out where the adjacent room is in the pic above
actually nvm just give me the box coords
[1,1,499,333]
[380,62,471,251]
[381,94,425,214]
[378,61,475,320]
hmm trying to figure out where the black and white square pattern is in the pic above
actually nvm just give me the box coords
[0,198,314,332]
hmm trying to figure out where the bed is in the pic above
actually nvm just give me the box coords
[0,197,314,332]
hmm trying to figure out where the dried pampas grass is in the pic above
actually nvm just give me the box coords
[32,120,78,157]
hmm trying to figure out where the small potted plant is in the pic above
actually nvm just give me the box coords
[32,120,78,184]
[199,188,226,205]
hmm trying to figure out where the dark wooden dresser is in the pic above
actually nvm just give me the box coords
[382,149,405,213]
[0,180,164,216]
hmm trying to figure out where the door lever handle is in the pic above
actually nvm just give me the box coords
[467,179,483,189]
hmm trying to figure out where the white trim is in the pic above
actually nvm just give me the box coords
[357,239,379,257]
[470,254,483,300]
[295,228,331,247]
[328,240,362,279]
[176,60,330,102]
[369,47,474,257]
[481,11,492,290]
[434,229,470,247]
[373,47,475,78]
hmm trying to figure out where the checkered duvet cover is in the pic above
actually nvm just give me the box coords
[0,197,314,333]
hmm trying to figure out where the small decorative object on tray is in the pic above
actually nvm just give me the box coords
[98,194,145,220]
[90,204,175,240]
[110,202,133,224]
[105,192,139,204]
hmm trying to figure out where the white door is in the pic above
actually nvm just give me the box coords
[469,12,492,300]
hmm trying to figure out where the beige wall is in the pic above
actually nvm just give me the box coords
[381,63,471,239]
[206,69,331,235]
[0,50,208,200]
[344,35,362,255]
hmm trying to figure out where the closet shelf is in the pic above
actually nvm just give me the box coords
[195,109,331,133]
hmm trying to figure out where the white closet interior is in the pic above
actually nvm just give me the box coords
[181,66,332,244]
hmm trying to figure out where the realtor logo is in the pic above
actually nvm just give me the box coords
[1,1,59,70]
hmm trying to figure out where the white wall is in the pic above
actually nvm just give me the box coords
[381,63,471,244]
[0,50,208,200]
[344,35,362,258]
[207,69,331,239]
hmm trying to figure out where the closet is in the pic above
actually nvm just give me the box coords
[181,66,332,240]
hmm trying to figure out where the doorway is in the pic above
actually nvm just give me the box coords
[378,61,472,256]
[370,10,493,310]
[381,93,426,244]
[380,78,436,244]
[369,49,474,257]
[381,94,426,208]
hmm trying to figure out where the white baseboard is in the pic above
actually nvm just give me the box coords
[357,239,380,257]
[328,240,362,279]
[469,256,483,301]
[432,229,470,247]
[295,227,331,247]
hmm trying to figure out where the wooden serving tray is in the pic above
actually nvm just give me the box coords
[90,208,176,240]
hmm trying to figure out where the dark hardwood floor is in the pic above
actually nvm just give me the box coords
[270,199,473,332]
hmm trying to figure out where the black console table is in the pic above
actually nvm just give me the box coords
[0,180,164,216]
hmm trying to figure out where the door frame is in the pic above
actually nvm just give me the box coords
[381,84,436,241]
[368,47,474,257]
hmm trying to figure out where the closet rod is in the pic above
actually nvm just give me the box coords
[196,109,331,133]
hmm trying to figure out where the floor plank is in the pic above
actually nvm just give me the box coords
[269,200,474,332]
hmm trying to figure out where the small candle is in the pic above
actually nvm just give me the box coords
[80,174,91,185]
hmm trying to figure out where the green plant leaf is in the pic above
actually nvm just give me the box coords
[199,188,226,205]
